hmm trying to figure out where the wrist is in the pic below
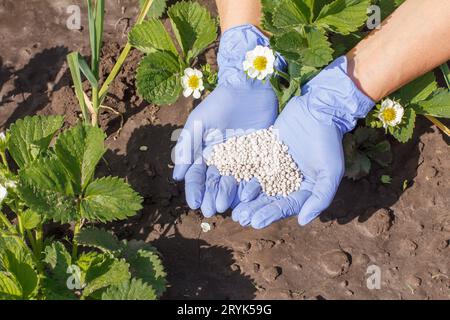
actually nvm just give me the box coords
[303,56,375,133]
[346,52,385,102]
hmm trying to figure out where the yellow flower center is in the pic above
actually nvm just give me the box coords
[253,56,268,71]
[188,75,200,89]
[382,108,397,122]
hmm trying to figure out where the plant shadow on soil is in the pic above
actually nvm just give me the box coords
[320,117,435,225]
[0,57,13,95]
[0,46,70,128]
[97,122,258,299]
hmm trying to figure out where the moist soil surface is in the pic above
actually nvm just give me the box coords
[1,0,449,300]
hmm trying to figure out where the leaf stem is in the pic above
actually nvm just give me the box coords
[71,220,82,260]
[35,224,43,258]
[16,213,25,237]
[0,151,9,170]
[98,0,154,101]
[91,86,100,126]
[26,229,37,255]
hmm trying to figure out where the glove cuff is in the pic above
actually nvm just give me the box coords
[303,56,375,133]
[217,24,286,88]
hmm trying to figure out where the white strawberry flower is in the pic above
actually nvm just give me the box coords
[243,45,275,80]
[0,184,7,203]
[0,132,5,142]
[181,68,204,99]
[378,98,404,128]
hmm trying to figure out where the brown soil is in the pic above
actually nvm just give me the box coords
[1,0,449,300]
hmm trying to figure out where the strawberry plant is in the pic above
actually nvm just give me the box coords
[67,0,157,126]
[343,127,392,180]
[366,71,450,143]
[260,0,450,179]
[262,0,373,109]
[129,0,218,105]
[0,116,166,300]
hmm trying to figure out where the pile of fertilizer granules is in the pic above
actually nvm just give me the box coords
[206,127,302,197]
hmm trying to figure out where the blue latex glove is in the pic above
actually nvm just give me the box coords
[172,24,285,217]
[232,56,375,228]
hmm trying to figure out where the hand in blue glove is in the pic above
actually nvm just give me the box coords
[232,56,375,228]
[172,24,285,217]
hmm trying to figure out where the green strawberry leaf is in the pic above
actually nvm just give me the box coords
[0,249,38,299]
[261,0,283,33]
[129,19,177,55]
[0,234,33,266]
[302,27,334,67]
[7,115,64,168]
[80,176,143,223]
[272,28,333,68]
[54,123,106,191]
[136,50,182,105]
[82,257,131,298]
[21,209,41,230]
[139,0,167,19]
[344,135,372,180]
[397,72,437,105]
[18,157,78,223]
[75,228,122,253]
[0,272,22,300]
[42,242,77,300]
[415,88,450,118]
[271,30,304,62]
[315,0,370,35]
[120,240,167,298]
[366,141,392,167]
[343,127,392,180]
[101,278,156,300]
[167,1,217,63]
[273,0,311,28]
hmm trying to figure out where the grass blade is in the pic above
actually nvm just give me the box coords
[77,54,99,88]
[94,0,105,76]
[87,0,97,73]
[440,62,450,89]
[67,52,89,124]
[98,0,154,101]
[425,115,450,137]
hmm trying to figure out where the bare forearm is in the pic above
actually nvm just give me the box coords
[216,0,262,31]
[347,0,450,101]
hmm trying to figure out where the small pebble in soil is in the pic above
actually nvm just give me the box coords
[230,264,240,272]
[139,145,148,151]
[345,289,354,296]
[263,266,282,282]
[200,222,211,233]
[406,275,422,288]
[206,127,303,197]
[321,250,351,277]
[340,280,349,287]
